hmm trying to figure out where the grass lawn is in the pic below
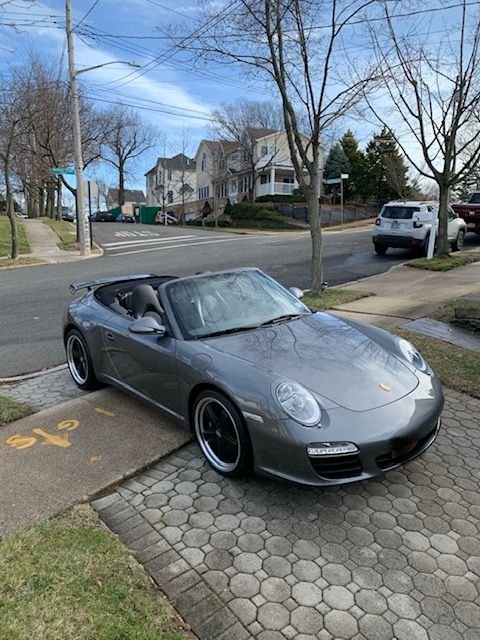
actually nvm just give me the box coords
[407,250,480,271]
[0,505,189,640]
[0,257,44,269]
[430,298,480,324]
[40,217,77,251]
[303,288,372,310]
[0,216,31,257]
[398,329,480,400]
[0,395,33,425]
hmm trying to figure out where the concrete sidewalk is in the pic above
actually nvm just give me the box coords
[332,260,480,330]
[0,388,190,538]
[21,218,102,263]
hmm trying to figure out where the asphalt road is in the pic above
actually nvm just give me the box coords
[3,221,475,378]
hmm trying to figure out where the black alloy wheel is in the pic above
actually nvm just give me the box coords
[65,329,99,390]
[193,390,252,477]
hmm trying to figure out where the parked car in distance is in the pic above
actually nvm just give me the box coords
[91,210,115,222]
[61,207,76,223]
[372,201,467,255]
[155,212,178,225]
[15,211,28,219]
[451,191,480,235]
[118,214,135,223]
[64,267,443,486]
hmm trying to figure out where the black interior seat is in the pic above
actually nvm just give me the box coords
[131,284,164,321]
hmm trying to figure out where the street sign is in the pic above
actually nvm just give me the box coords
[341,173,349,179]
[323,178,341,185]
[50,167,75,175]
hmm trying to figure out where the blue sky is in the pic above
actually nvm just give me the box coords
[0,0,474,198]
[0,0,275,195]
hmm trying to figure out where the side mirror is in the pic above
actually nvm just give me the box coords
[129,316,166,336]
[289,286,304,300]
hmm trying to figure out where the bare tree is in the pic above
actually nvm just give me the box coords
[365,0,480,255]
[0,79,29,258]
[173,0,377,292]
[102,106,156,206]
[212,99,284,201]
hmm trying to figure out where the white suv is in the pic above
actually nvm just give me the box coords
[372,201,467,255]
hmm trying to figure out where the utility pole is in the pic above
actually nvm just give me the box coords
[65,0,90,257]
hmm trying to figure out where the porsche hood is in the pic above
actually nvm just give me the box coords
[205,313,419,412]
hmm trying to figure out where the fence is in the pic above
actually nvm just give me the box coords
[274,202,377,226]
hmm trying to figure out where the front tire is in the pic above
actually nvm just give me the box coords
[451,229,465,252]
[193,390,252,478]
[374,244,387,255]
[65,329,100,390]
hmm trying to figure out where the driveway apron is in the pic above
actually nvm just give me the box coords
[93,388,480,640]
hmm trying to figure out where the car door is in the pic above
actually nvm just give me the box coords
[102,315,181,418]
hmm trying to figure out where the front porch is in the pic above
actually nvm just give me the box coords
[256,167,298,197]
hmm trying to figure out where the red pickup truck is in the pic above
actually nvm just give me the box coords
[451,192,480,234]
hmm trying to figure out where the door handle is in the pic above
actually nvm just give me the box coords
[105,331,115,342]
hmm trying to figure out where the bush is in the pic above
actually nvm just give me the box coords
[256,191,306,203]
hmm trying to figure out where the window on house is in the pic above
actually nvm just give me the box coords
[201,153,207,171]
[167,191,173,203]
[260,174,269,184]
[230,179,238,194]
[167,169,172,181]
[261,145,268,157]
[217,183,227,198]
[217,153,225,170]
[198,186,210,200]
[242,150,249,162]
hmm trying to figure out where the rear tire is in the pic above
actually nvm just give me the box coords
[451,229,465,252]
[193,390,252,478]
[65,329,100,390]
[374,244,387,256]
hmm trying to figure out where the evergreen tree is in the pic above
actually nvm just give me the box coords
[340,130,366,201]
[364,128,411,204]
[323,143,349,203]
[323,142,350,179]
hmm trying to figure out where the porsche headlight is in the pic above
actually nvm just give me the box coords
[397,338,431,374]
[275,381,321,426]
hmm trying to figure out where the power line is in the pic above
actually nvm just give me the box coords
[76,0,100,29]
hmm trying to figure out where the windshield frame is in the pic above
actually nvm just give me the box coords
[160,268,311,341]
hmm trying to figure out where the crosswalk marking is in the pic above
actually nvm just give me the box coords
[103,235,198,249]
[110,236,256,257]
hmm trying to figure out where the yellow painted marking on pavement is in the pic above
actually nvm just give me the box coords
[57,419,80,431]
[89,455,102,464]
[32,428,71,448]
[94,408,115,417]
[6,434,37,450]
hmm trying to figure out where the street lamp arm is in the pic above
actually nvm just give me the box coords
[75,60,140,76]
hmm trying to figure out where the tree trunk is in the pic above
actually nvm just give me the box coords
[5,160,18,260]
[306,185,323,293]
[437,184,450,256]
[56,180,62,220]
[119,162,125,207]
[38,185,45,217]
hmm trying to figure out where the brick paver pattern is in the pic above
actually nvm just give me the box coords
[0,368,85,410]
[93,389,480,640]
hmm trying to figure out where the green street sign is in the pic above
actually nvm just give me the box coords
[50,167,75,175]
[323,178,341,185]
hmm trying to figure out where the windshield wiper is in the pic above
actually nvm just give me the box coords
[202,324,261,338]
[258,313,310,327]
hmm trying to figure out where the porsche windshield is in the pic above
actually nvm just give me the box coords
[166,270,310,339]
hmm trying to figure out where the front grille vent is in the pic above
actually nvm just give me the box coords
[309,454,363,480]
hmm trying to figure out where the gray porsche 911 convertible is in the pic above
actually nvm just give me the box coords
[64,268,443,486]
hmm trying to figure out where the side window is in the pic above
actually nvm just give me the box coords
[448,206,457,220]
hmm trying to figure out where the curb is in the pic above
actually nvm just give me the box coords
[335,262,406,289]
[0,363,67,385]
